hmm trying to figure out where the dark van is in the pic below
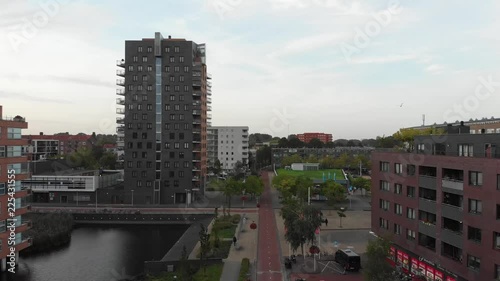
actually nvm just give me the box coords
[334,249,361,271]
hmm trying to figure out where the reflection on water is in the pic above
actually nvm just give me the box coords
[3,224,188,281]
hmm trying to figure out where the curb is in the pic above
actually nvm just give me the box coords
[320,227,372,231]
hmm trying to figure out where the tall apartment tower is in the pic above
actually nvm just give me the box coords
[0,105,32,271]
[116,32,211,205]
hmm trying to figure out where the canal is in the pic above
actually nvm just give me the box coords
[4,224,189,281]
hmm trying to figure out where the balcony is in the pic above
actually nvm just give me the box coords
[192,176,200,181]
[193,82,202,88]
[116,60,125,68]
[441,204,463,221]
[116,108,125,114]
[193,91,201,97]
[207,113,212,119]
[207,73,212,79]
[419,175,436,190]
[419,198,436,213]
[193,129,201,134]
[116,98,125,105]
[193,110,201,115]
[16,220,33,233]
[442,179,463,191]
[193,120,201,125]
[116,126,124,133]
[193,139,201,144]
[207,97,212,104]
[207,106,212,111]
[116,140,124,148]
[116,117,124,124]
[116,89,125,96]
[15,204,31,216]
[441,228,463,249]
[418,220,436,237]
[117,130,124,136]
[116,69,125,77]
[193,166,201,172]
[192,158,201,162]
[207,80,212,87]
[16,237,33,252]
[116,79,125,86]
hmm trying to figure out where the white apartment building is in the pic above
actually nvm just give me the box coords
[208,126,249,170]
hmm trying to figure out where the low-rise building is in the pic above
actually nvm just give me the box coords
[208,126,249,170]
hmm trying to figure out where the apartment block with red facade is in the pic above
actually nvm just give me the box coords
[0,106,32,271]
[297,132,333,144]
[371,133,500,281]
[22,133,96,160]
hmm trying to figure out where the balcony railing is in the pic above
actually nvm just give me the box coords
[207,97,212,104]
[207,73,212,79]
[116,89,125,96]
[116,60,125,67]
[193,139,201,143]
[116,108,125,114]
[192,176,200,181]
[116,98,125,105]
[193,120,201,125]
[442,179,464,191]
[193,110,201,115]
[193,82,202,88]
[116,126,125,133]
[116,117,124,124]
[193,129,201,134]
[116,69,125,77]
[193,166,201,171]
[207,113,212,119]
[193,91,201,97]
[0,116,26,122]
[207,106,212,111]
[116,79,125,86]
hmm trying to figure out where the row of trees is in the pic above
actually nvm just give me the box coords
[280,153,370,169]
[212,175,264,213]
[67,146,117,170]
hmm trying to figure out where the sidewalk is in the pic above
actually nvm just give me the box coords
[220,213,259,281]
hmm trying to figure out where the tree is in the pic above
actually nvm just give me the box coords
[278,137,289,148]
[319,156,336,169]
[179,245,190,281]
[281,154,303,167]
[333,139,348,147]
[99,152,116,169]
[68,147,98,169]
[213,159,222,175]
[244,175,264,198]
[232,161,246,180]
[334,153,351,169]
[393,127,445,151]
[293,175,313,203]
[351,177,371,192]
[321,180,347,206]
[256,146,272,169]
[308,138,324,148]
[288,137,305,148]
[281,199,323,262]
[223,178,243,215]
[272,174,296,199]
[198,224,211,273]
[305,155,318,163]
[364,236,394,281]
[337,209,346,227]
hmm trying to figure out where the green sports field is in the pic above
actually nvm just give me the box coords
[276,168,345,180]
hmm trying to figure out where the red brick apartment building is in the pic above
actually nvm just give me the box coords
[22,133,96,160]
[0,106,32,271]
[297,132,333,144]
[371,133,500,281]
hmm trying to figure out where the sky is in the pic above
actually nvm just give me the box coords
[1,0,500,140]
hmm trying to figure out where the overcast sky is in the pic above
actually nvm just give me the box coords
[1,0,499,140]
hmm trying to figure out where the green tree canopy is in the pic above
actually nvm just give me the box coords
[281,154,303,167]
[321,180,347,206]
[351,177,371,192]
[363,236,394,281]
[244,175,264,197]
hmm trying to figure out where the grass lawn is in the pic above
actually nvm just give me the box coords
[276,168,345,180]
[147,263,224,281]
[217,224,237,239]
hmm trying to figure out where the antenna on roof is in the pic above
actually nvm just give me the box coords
[422,114,425,126]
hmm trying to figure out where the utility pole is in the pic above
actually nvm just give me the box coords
[308,187,311,205]
[359,160,362,176]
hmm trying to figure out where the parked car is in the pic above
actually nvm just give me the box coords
[334,249,361,271]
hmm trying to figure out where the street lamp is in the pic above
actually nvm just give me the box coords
[95,188,98,212]
[131,189,134,206]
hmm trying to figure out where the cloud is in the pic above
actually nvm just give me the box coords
[350,54,417,64]
[0,91,73,104]
[426,64,445,74]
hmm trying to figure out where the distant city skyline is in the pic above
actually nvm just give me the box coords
[2,0,500,140]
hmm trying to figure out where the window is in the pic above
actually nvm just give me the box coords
[169,56,175,63]
[170,76,175,82]
[408,165,416,176]
[379,218,388,229]
[174,180,179,187]
[184,66,189,72]
[178,171,184,177]
[497,174,500,190]
[394,224,401,235]
[136,180,142,187]
[497,205,500,220]
[128,65,134,71]
[147,104,152,111]
[174,46,179,53]
[184,143,189,149]
[179,114,184,120]
[174,162,179,168]
[133,56,138,62]
[142,56,148,62]
[379,199,389,211]
[147,46,152,53]
[147,123,152,130]
[407,208,416,219]
[495,264,500,280]
[138,65,143,71]
[468,226,481,243]
[132,171,137,178]
[469,199,482,214]
[142,95,148,101]
[0,146,4,158]
[179,75,184,82]
[165,47,170,53]
[179,95,184,101]
[174,143,180,149]
[394,204,402,215]
[170,114,175,120]
[127,161,133,168]
[494,232,500,249]
[184,86,189,92]
[395,163,403,174]
[142,113,147,120]
[174,66,179,72]
[7,128,21,139]
[174,104,180,111]
[184,162,189,168]
[469,171,483,186]
[141,171,147,178]
[138,85,143,91]
[458,144,474,157]
[395,184,402,194]
[380,181,390,191]
[170,95,175,101]
[406,186,415,198]
[142,75,148,81]
[467,255,480,271]
[147,85,152,91]
[179,152,184,159]
[380,161,389,172]
[407,229,416,240]
[138,46,143,52]
[179,56,184,62]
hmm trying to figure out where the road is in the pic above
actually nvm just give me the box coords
[257,172,283,281]
[32,206,258,214]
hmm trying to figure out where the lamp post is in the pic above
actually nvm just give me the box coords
[131,189,134,206]
[95,188,98,212]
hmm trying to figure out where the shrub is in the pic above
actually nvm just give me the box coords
[206,187,215,191]
[231,214,241,224]
[238,258,251,281]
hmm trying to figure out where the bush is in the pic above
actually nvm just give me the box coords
[231,214,241,224]
[206,187,215,191]
[212,220,232,231]
[238,258,251,281]
[22,213,74,256]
